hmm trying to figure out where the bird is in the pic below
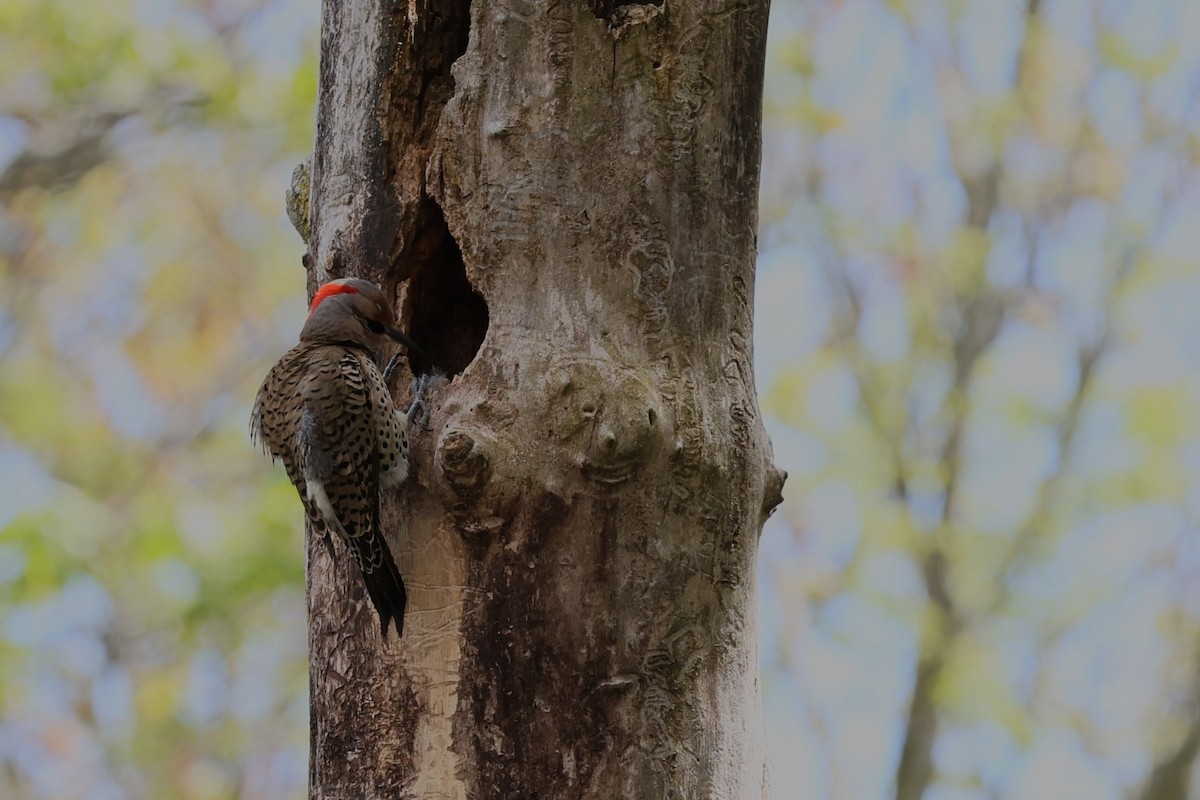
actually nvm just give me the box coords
[251,277,424,638]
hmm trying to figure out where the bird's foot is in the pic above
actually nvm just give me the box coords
[382,351,406,386]
[406,370,447,431]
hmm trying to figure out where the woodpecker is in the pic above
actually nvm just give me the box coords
[251,278,422,638]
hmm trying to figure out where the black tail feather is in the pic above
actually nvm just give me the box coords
[354,535,407,638]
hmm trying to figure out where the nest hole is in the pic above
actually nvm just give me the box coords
[402,200,488,377]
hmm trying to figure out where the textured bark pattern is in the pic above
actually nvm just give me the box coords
[305,1,781,798]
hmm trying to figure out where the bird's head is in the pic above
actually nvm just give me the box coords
[300,278,424,358]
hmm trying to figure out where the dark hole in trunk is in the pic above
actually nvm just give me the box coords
[402,200,487,377]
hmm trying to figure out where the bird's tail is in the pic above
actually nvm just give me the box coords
[351,533,408,639]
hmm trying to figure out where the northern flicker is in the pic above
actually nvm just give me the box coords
[251,278,421,638]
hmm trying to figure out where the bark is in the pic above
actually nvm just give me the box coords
[1136,724,1200,800]
[300,0,782,798]
[1134,657,1200,800]
[894,656,941,800]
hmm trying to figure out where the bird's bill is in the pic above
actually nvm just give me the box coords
[384,326,429,362]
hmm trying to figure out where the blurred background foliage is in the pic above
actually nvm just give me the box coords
[756,1,1200,799]
[0,0,316,796]
[0,0,1198,798]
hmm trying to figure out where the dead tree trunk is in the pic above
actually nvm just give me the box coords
[299,1,782,797]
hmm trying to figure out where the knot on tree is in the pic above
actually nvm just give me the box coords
[591,0,664,32]
[761,465,787,521]
[546,360,666,487]
[437,427,491,497]
[285,156,312,244]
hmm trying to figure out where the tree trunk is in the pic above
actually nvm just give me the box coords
[301,0,783,797]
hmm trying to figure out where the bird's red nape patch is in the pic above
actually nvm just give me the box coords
[309,281,360,315]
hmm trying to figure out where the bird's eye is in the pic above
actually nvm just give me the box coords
[366,319,385,335]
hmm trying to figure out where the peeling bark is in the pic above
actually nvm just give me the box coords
[303,0,780,797]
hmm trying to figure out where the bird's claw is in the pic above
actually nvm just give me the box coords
[405,371,446,431]
[406,374,430,428]
[382,351,406,385]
